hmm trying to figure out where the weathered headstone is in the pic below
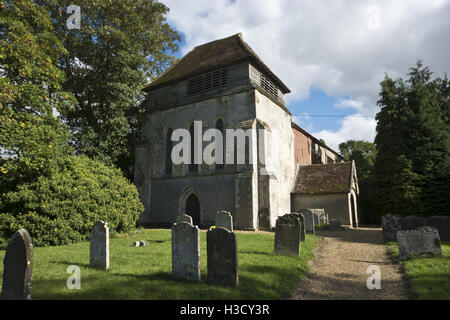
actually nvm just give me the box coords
[400,215,426,231]
[177,213,193,225]
[1,229,33,300]
[381,213,402,241]
[426,216,450,242]
[298,209,315,234]
[291,212,306,241]
[207,227,238,286]
[274,214,301,257]
[90,221,109,269]
[329,218,341,230]
[396,227,442,260]
[172,221,200,281]
[215,210,233,232]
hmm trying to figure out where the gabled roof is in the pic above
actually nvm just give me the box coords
[292,162,356,194]
[143,33,290,93]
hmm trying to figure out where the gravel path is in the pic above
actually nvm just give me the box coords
[291,226,409,300]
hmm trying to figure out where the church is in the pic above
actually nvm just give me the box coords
[134,33,359,230]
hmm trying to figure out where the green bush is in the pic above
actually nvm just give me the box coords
[315,223,330,230]
[0,156,144,248]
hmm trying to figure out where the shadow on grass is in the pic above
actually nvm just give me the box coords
[33,262,307,300]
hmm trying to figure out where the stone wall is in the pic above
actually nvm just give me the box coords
[291,193,351,225]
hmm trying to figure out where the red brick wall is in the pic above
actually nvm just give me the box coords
[292,128,311,166]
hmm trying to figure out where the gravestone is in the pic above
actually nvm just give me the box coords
[207,227,238,286]
[291,212,306,241]
[396,227,442,260]
[329,218,341,230]
[1,229,33,300]
[172,221,200,281]
[381,214,402,241]
[133,241,140,247]
[90,221,109,270]
[177,213,193,225]
[215,210,233,232]
[298,209,315,234]
[400,216,426,231]
[426,216,450,242]
[274,214,301,257]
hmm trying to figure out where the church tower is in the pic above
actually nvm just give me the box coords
[135,33,294,230]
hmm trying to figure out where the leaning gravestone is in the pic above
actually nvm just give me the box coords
[396,227,442,260]
[274,214,301,257]
[177,213,193,225]
[90,221,109,270]
[381,213,402,241]
[298,209,315,234]
[215,210,233,232]
[426,216,450,242]
[172,221,200,281]
[1,229,33,300]
[207,227,238,286]
[400,215,426,231]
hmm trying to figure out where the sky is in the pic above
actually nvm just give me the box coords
[160,0,450,151]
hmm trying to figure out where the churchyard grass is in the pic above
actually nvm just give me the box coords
[0,229,319,299]
[388,242,450,299]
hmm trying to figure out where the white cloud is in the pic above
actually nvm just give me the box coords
[162,0,450,113]
[312,115,377,151]
[334,99,364,111]
[161,0,450,148]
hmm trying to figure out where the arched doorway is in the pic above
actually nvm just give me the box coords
[185,193,200,226]
[350,194,358,228]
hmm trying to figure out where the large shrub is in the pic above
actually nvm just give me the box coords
[0,156,144,248]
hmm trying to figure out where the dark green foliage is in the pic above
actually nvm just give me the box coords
[0,0,75,187]
[373,61,450,219]
[339,140,376,180]
[0,156,144,248]
[37,0,180,179]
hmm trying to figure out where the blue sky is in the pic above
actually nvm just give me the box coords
[161,0,450,150]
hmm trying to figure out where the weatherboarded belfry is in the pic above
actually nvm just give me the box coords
[135,33,357,230]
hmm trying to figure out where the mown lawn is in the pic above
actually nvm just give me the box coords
[389,241,450,300]
[0,229,319,300]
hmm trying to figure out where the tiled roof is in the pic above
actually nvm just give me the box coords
[292,162,354,194]
[144,33,290,93]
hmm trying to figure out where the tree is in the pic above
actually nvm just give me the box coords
[373,61,450,218]
[339,140,376,180]
[0,0,75,191]
[339,140,377,223]
[37,0,180,179]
